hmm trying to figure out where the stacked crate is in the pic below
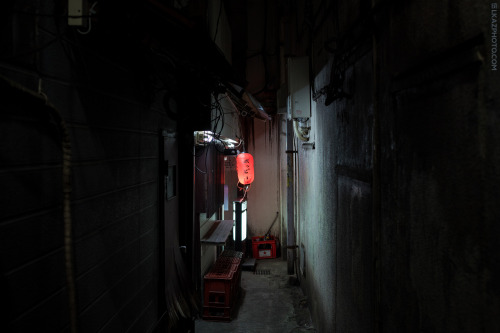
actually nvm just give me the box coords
[202,250,243,321]
[252,235,278,259]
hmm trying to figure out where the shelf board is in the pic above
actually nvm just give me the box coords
[201,220,234,245]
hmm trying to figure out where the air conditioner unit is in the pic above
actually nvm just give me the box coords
[287,57,311,119]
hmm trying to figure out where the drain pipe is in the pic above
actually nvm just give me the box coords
[371,2,382,332]
[41,80,78,333]
[2,75,78,332]
[286,118,296,275]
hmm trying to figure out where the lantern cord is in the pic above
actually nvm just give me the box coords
[195,165,207,174]
[241,184,251,200]
[235,139,243,148]
[234,136,244,149]
[210,137,226,153]
[194,144,210,173]
[211,91,225,140]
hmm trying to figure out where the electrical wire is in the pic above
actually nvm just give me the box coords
[77,2,99,35]
[195,165,207,174]
[234,137,244,148]
[213,0,223,41]
[293,120,310,142]
[211,91,225,136]
[194,144,209,173]
[208,90,229,154]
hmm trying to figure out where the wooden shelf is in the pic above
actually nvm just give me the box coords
[201,220,234,245]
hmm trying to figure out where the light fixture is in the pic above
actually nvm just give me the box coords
[236,152,254,185]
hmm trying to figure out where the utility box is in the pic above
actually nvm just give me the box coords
[287,57,311,119]
[68,0,87,26]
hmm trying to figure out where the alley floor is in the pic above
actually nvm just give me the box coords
[195,258,316,333]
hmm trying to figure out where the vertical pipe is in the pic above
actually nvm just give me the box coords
[371,5,382,333]
[60,104,77,333]
[192,146,201,293]
[157,131,167,330]
[286,118,295,275]
[235,201,242,251]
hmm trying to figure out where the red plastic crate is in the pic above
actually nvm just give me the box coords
[220,250,243,259]
[202,306,232,321]
[213,256,241,273]
[203,255,242,308]
[204,270,235,307]
[252,236,277,259]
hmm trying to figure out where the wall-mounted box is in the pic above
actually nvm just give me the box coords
[287,57,311,119]
[68,0,87,26]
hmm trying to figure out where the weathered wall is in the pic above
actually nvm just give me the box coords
[0,1,194,332]
[278,117,288,254]
[1,58,163,333]
[376,1,500,331]
[247,119,281,238]
[245,0,282,241]
[285,0,500,332]
[296,53,374,333]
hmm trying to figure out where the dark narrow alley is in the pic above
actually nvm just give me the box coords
[1,1,499,332]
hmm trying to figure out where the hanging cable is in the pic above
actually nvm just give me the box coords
[4,76,80,333]
[293,119,310,142]
[213,0,223,41]
[237,183,251,201]
[77,1,98,35]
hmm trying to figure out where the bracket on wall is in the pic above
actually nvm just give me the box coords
[68,0,88,26]
[302,142,315,149]
[285,150,298,154]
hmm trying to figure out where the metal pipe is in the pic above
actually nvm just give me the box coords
[371,4,382,331]
[286,118,295,275]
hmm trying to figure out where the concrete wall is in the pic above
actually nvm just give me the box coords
[1,41,164,333]
[283,0,500,332]
[376,1,500,331]
[0,1,203,331]
[295,52,374,332]
[247,119,281,238]
[244,0,282,242]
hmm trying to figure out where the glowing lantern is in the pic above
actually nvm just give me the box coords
[236,153,254,185]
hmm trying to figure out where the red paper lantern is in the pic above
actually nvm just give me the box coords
[236,153,254,185]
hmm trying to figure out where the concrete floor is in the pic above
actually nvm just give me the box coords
[195,258,316,333]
